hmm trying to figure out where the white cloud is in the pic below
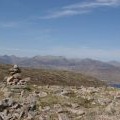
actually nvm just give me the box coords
[39,10,89,19]
[40,0,120,19]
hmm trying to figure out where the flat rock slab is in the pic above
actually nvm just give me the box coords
[7,85,27,89]
[6,85,28,93]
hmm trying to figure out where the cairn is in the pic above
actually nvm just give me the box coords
[0,65,37,120]
[5,65,29,85]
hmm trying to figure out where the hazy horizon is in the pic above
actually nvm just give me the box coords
[0,54,120,62]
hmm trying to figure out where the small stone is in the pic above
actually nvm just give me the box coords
[7,98,14,107]
[67,108,85,116]
[38,106,42,111]
[27,113,34,120]
[54,104,63,113]
[42,106,50,112]
[14,113,20,119]
[13,64,19,69]
[1,87,9,94]
[39,116,44,120]
[105,102,116,114]
[18,80,26,85]
[23,77,31,82]
[3,109,9,116]
[58,113,70,120]
[4,91,12,98]
[6,76,14,84]
[12,103,21,109]
[20,90,24,98]
[28,103,36,111]
[38,92,48,98]
[71,103,80,109]
[13,73,22,79]
[18,111,25,120]
[9,65,21,74]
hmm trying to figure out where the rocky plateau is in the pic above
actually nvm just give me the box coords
[0,65,120,120]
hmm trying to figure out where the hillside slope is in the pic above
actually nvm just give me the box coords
[0,64,105,87]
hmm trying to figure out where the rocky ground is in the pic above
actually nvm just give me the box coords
[0,65,119,120]
[0,83,120,120]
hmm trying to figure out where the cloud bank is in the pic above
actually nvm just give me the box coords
[40,0,120,19]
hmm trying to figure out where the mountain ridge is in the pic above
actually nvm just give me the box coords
[0,55,120,83]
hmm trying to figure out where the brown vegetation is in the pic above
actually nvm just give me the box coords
[0,64,105,87]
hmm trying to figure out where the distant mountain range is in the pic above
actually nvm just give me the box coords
[108,61,120,67]
[0,55,120,84]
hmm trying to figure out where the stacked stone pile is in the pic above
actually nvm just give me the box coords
[1,65,120,119]
[5,65,29,85]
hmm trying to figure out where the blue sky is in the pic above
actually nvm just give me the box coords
[0,0,120,61]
